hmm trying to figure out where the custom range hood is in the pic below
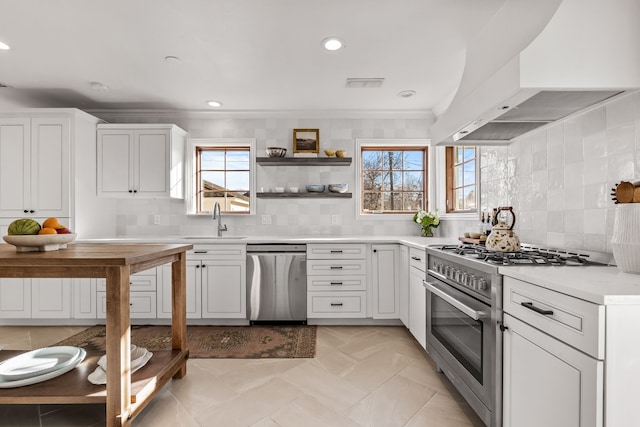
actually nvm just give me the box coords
[431,0,640,145]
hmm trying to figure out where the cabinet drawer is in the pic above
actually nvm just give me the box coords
[307,275,367,291]
[97,291,157,318]
[189,244,246,260]
[409,247,426,272]
[307,259,367,276]
[307,244,366,259]
[97,271,157,292]
[307,291,367,318]
[503,277,605,359]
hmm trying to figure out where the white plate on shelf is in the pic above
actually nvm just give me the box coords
[0,346,82,381]
[88,347,153,385]
[0,348,86,388]
[2,234,77,252]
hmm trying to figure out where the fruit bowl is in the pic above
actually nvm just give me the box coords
[2,234,77,252]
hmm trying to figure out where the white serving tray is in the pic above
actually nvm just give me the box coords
[0,348,86,388]
[0,346,82,381]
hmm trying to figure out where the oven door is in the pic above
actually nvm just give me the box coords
[424,275,493,414]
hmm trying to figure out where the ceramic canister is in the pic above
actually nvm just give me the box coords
[611,203,640,274]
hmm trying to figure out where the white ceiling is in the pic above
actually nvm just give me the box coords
[0,0,505,113]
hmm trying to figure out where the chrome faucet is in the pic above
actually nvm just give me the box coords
[212,202,228,237]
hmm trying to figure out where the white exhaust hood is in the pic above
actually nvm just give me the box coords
[431,0,640,145]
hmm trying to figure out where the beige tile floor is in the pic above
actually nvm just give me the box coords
[0,325,485,427]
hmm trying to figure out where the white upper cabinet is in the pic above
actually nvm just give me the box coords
[97,124,186,198]
[0,117,70,218]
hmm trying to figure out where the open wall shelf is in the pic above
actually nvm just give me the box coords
[256,157,352,166]
[257,192,352,199]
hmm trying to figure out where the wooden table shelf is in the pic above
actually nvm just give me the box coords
[0,243,192,427]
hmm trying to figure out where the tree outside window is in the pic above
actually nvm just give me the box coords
[361,148,427,214]
[445,146,476,213]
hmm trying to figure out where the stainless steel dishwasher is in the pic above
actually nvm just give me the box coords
[246,244,307,324]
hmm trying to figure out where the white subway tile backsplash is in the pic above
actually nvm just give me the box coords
[480,91,640,253]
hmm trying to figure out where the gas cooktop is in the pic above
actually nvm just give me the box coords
[428,243,615,267]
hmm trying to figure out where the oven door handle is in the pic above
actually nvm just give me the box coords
[423,280,487,321]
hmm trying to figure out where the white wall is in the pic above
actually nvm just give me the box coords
[481,90,640,252]
[87,113,450,238]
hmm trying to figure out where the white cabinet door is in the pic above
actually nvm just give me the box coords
[73,278,96,319]
[399,245,409,327]
[157,263,201,319]
[409,267,426,349]
[201,260,246,318]
[371,244,399,319]
[30,118,70,217]
[503,314,603,427]
[31,278,71,319]
[0,278,31,318]
[136,129,169,196]
[0,117,69,218]
[96,129,135,196]
[0,118,30,217]
[97,125,185,198]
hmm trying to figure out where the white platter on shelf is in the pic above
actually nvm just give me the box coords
[0,346,82,381]
[0,348,86,388]
[2,233,77,252]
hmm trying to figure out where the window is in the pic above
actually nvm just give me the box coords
[445,146,476,213]
[195,146,251,214]
[360,147,427,214]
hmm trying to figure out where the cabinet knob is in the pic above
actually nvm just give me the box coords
[195,265,200,269]
[29,210,35,213]
[128,190,133,193]
[499,323,508,332]
[373,249,377,253]
[133,189,138,193]
[23,209,28,213]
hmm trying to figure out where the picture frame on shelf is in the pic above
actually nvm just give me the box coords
[293,129,319,157]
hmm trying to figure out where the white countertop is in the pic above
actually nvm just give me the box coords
[499,265,640,305]
[77,235,456,250]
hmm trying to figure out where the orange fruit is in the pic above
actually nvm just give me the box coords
[42,217,64,229]
[38,227,57,235]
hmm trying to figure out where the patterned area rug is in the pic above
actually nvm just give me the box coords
[56,325,316,359]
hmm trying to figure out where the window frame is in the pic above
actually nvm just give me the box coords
[445,146,477,214]
[186,138,256,216]
[355,139,433,220]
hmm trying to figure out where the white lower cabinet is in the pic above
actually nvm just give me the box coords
[97,268,158,319]
[371,244,400,319]
[399,245,409,327]
[502,276,605,427]
[503,313,602,427]
[306,244,368,319]
[73,278,97,319]
[408,247,427,348]
[0,278,31,318]
[162,245,246,319]
[0,278,71,319]
[31,278,71,319]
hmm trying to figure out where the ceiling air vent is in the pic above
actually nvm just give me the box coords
[345,78,385,88]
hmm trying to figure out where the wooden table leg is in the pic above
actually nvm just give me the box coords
[105,266,132,427]
[171,251,188,378]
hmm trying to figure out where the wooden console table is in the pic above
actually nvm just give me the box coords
[0,243,192,427]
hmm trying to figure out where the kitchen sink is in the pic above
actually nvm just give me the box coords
[183,236,247,240]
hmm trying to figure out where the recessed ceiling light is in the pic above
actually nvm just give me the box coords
[0,41,10,50]
[398,90,416,98]
[164,55,181,63]
[206,100,223,107]
[322,37,345,51]
[90,82,109,91]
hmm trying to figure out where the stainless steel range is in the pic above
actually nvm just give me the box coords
[424,243,613,427]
